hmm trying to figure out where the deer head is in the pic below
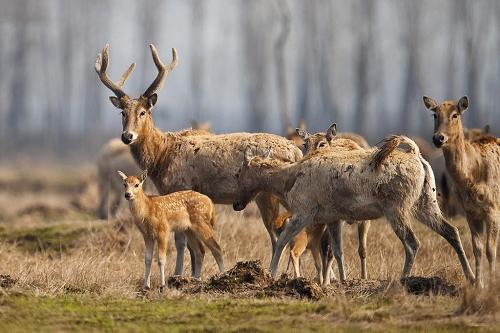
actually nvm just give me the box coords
[297,123,337,156]
[96,44,178,145]
[117,169,148,200]
[423,96,468,148]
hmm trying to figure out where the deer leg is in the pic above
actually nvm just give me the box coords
[270,214,314,279]
[468,220,484,287]
[320,230,336,283]
[255,192,280,258]
[485,215,498,278]
[326,220,345,284]
[97,180,109,219]
[191,221,225,274]
[290,237,306,278]
[357,220,370,279]
[386,212,420,278]
[173,232,186,275]
[415,206,475,283]
[310,241,324,285]
[143,236,154,289]
[157,233,168,292]
[109,192,122,218]
[184,231,205,279]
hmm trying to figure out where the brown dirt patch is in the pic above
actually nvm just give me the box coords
[204,260,272,294]
[0,274,16,289]
[400,276,458,296]
[265,276,324,300]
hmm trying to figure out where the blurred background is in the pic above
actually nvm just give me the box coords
[0,0,498,160]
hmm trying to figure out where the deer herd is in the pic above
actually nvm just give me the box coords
[95,44,499,291]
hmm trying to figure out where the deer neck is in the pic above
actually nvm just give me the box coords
[128,190,150,221]
[442,122,471,185]
[255,164,293,203]
[129,119,172,178]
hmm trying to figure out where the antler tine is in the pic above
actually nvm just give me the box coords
[117,62,136,88]
[143,44,178,97]
[95,44,128,98]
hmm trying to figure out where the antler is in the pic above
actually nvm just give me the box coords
[143,44,178,97]
[95,44,135,98]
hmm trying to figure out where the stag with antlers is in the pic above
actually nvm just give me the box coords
[95,44,302,277]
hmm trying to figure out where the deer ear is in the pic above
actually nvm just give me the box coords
[296,128,309,140]
[423,96,438,110]
[326,123,337,142]
[109,96,121,109]
[147,93,158,108]
[139,169,148,182]
[244,146,254,164]
[457,96,469,113]
[117,170,127,181]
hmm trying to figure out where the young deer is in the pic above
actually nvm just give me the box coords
[233,128,475,285]
[423,96,499,287]
[295,124,371,281]
[95,44,302,276]
[118,170,224,291]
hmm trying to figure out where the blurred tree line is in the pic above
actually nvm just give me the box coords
[0,0,498,157]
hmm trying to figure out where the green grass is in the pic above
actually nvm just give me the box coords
[0,223,98,253]
[0,293,497,333]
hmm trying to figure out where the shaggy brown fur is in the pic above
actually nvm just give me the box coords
[423,96,500,287]
[234,134,475,285]
[296,123,371,281]
[95,44,302,276]
[118,170,224,291]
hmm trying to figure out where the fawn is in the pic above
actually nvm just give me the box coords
[118,170,224,291]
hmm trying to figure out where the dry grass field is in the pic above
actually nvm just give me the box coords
[0,163,498,332]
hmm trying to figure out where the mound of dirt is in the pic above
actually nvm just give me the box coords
[204,260,272,293]
[265,276,324,300]
[0,274,16,288]
[168,276,202,292]
[401,276,458,296]
[18,204,69,220]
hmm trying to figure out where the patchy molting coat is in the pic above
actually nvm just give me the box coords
[236,135,475,284]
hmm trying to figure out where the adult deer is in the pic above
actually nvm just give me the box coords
[423,96,499,287]
[296,124,371,281]
[95,44,302,276]
[233,128,475,284]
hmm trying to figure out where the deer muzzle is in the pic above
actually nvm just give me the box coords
[121,131,138,145]
[432,133,448,148]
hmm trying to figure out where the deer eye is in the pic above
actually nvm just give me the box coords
[135,183,139,188]
[452,114,458,119]
[140,111,146,117]
[318,142,327,148]
[120,111,125,117]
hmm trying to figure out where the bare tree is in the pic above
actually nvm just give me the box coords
[190,0,205,122]
[241,0,272,131]
[399,0,422,134]
[353,0,376,134]
[295,1,315,125]
[273,0,291,133]
[316,0,338,126]
[7,1,30,138]
[458,0,492,127]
